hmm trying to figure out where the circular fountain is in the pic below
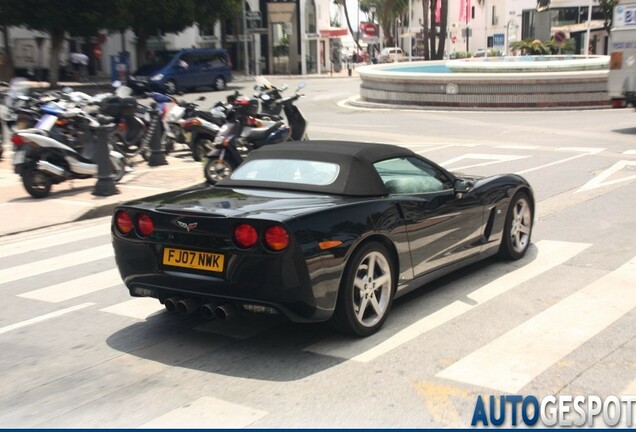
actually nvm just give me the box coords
[355,55,610,109]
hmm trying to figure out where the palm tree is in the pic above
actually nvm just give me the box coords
[333,0,364,51]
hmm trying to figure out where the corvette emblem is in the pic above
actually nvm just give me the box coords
[177,221,198,232]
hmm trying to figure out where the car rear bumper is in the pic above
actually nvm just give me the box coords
[113,236,336,323]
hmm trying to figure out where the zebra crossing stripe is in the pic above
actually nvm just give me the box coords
[18,269,122,303]
[0,303,94,336]
[0,244,113,285]
[306,240,590,362]
[139,396,268,428]
[436,255,636,393]
[0,223,110,259]
[99,298,165,320]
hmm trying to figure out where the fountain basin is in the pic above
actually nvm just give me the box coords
[356,56,610,109]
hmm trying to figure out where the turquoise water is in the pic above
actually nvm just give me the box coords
[383,64,452,73]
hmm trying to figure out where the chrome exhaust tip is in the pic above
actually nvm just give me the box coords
[164,297,181,313]
[176,298,200,315]
[214,303,235,320]
[200,302,220,320]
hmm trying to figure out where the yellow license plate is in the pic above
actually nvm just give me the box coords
[162,248,224,272]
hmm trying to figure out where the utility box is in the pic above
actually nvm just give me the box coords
[608,1,636,106]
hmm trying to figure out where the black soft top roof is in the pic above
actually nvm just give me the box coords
[217,140,417,196]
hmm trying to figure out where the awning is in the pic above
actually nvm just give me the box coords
[319,27,348,38]
[552,20,605,34]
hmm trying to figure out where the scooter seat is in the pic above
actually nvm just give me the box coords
[246,121,284,142]
[96,115,115,125]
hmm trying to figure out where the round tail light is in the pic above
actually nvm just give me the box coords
[264,226,289,251]
[137,213,154,237]
[115,210,133,235]
[234,224,258,249]
[11,135,25,147]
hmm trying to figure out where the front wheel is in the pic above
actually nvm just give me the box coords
[329,242,395,337]
[165,80,177,95]
[22,165,53,198]
[499,191,533,260]
[214,76,226,91]
[204,157,236,184]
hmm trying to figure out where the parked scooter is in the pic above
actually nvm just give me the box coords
[203,82,308,184]
[181,102,227,161]
[11,108,127,198]
[163,95,206,153]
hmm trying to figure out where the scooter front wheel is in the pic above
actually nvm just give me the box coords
[204,158,235,184]
[22,166,52,198]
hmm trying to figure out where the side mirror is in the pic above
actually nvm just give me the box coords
[112,80,121,88]
[197,96,206,101]
[297,82,306,90]
[454,179,474,198]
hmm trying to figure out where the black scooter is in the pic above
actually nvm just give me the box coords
[203,83,308,184]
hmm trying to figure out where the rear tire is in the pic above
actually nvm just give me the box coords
[192,138,211,162]
[204,157,236,184]
[22,166,52,198]
[111,157,126,182]
[329,242,395,337]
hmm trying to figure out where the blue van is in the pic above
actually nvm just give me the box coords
[128,48,232,94]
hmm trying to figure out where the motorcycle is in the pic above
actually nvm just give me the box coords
[103,85,151,161]
[203,82,308,184]
[163,95,206,154]
[181,101,228,162]
[11,108,127,199]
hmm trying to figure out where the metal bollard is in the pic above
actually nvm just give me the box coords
[147,106,168,167]
[92,120,120,197]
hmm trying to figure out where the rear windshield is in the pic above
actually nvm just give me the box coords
[231,159,340,186]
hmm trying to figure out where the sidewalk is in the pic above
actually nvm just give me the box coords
[0,68,362,238]
[0,147,205,237]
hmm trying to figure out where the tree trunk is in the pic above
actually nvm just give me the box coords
[341,1,363,51]
[1,26,14,80]
[135,33,148,70]
[430,0,438,58]
[422,0,430,60]
[437,0,448,60]
[48,29,65,87]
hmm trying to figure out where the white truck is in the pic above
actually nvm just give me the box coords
[12,38,69,80]
[608,0,636,107]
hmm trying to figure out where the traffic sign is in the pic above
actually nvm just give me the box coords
[93,45,103,60]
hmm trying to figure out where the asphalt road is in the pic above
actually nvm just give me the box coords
[0,76,635,427]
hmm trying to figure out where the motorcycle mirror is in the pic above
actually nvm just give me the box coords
[112,80,122,88]
[297,82,306,90]
[261,94,271,101]
[281,84,289,91]
[197,96,206,101]
[62,86,73,93]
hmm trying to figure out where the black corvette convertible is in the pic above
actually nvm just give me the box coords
[112,141,534,337]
